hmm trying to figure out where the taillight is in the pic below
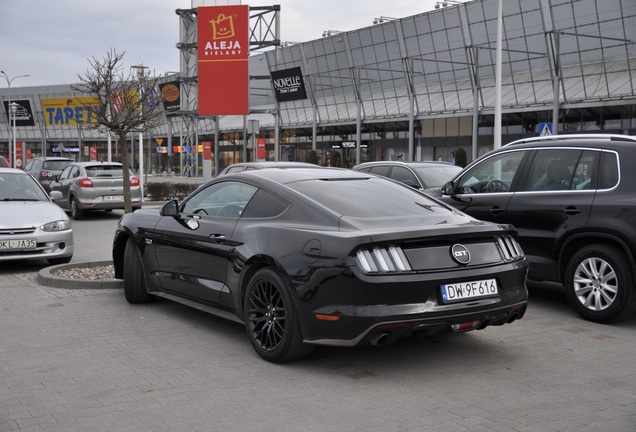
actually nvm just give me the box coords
[78,177,94,188]
[40,170,53,178]
[130,176,140,186]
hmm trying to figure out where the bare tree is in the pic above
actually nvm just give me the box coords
[73,49,164,213]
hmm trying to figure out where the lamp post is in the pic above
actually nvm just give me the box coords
[130,64,148,197]
[10,102,18,167]
[0,71,30,167]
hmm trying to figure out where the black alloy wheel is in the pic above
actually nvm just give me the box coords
[244,267,313,362]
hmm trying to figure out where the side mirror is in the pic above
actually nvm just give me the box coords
[442,181,455,196]
[49,190,63,200]
[160,200,180,217]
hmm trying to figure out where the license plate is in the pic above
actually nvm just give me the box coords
[103,195,124,201]
[441,278,498,303]
[0,239,37,250]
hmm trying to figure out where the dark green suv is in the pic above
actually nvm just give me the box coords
[440,134,636,323]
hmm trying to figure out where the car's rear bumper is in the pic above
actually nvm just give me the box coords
[305,299,527,347]
[296,262,528,346]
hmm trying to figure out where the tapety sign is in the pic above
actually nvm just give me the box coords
[271,67,308,103]
[40,96,99,126]
[3,99,36,126]
[197,5,249,115]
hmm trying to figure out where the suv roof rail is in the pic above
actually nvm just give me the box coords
[504,134,636,146]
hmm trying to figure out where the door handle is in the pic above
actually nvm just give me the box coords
[563,207,581,215]
[490,206,504,216]
[210,234,226,242]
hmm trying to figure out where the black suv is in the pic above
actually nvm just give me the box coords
[439,134,636,323]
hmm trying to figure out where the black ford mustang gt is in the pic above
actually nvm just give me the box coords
[113,167,528,362]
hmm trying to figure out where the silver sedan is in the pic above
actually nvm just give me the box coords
[0,168,74,265]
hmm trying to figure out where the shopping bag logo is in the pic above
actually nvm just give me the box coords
[210,14,235,40]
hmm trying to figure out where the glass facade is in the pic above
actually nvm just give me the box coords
[1,0,636,174]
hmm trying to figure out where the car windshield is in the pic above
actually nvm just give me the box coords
[85,165,124,177]
[413,165,463,187]
[287,177,449,218]
[0,172,49,201]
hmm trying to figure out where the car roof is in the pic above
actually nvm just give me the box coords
[69,161,123,166]
[353,160,456,169]
[504,134,636,147]
[0,167,30,175]
[224,161,318,169]
[30,156,74,161]
[221,166,369,183]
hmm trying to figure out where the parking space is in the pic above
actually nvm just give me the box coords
[1,270,635,431]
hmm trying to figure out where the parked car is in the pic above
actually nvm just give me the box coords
[0,168,73,264]
[218,161,319,175]
[24,157,73,192]
[352,161,462,195]
[439,134,636,323]
[0,156,10,168]
[50,162,142,220]
[113,167,528,362]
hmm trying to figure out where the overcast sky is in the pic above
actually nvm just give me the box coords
[0,0,466,88]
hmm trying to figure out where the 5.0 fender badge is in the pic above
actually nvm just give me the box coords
[451,244,471,265]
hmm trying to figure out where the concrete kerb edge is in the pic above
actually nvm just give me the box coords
[38,260,123,290]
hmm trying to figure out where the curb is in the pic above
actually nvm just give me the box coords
[37,260,124,290]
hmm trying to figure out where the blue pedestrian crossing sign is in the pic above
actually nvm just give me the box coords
[539,122,553,136]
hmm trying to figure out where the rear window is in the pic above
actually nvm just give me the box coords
[85,165,124,177]
[42,160,72,171]
[287,178,448,218]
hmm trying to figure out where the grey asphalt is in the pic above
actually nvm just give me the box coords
[1,179,636,431]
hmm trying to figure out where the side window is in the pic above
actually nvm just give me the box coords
[457,150,525,194]
[391,166,420,188]
[181,181,258,218]
[598,152,619,189]
[71,166,81,179]
[523,149,584,191]
[58,166,72,180]
[241,189,289,218]
[368,166,391,177]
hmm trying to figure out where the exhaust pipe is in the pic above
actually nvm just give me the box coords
[369,332,391,346]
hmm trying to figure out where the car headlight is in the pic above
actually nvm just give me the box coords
[41,220,72,231]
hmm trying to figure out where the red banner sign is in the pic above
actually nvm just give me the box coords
[197,5,249,116]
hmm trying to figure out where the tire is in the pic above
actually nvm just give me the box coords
[564,244,636,323]
[244,267,313,362]
[70,197,83,220]
[123,238,153,304]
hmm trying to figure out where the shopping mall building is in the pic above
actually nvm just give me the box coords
[1,0,635,175]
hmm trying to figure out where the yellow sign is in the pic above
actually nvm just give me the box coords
[41,96,99,127]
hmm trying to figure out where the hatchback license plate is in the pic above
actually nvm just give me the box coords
[441,278,498,303]
[0,239,37,250]
[104,195,123,201]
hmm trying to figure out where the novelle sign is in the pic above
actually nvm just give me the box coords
[271,67,307,102]
[197,5,249,116]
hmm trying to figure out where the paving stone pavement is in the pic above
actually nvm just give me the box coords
[1,271,635,432]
